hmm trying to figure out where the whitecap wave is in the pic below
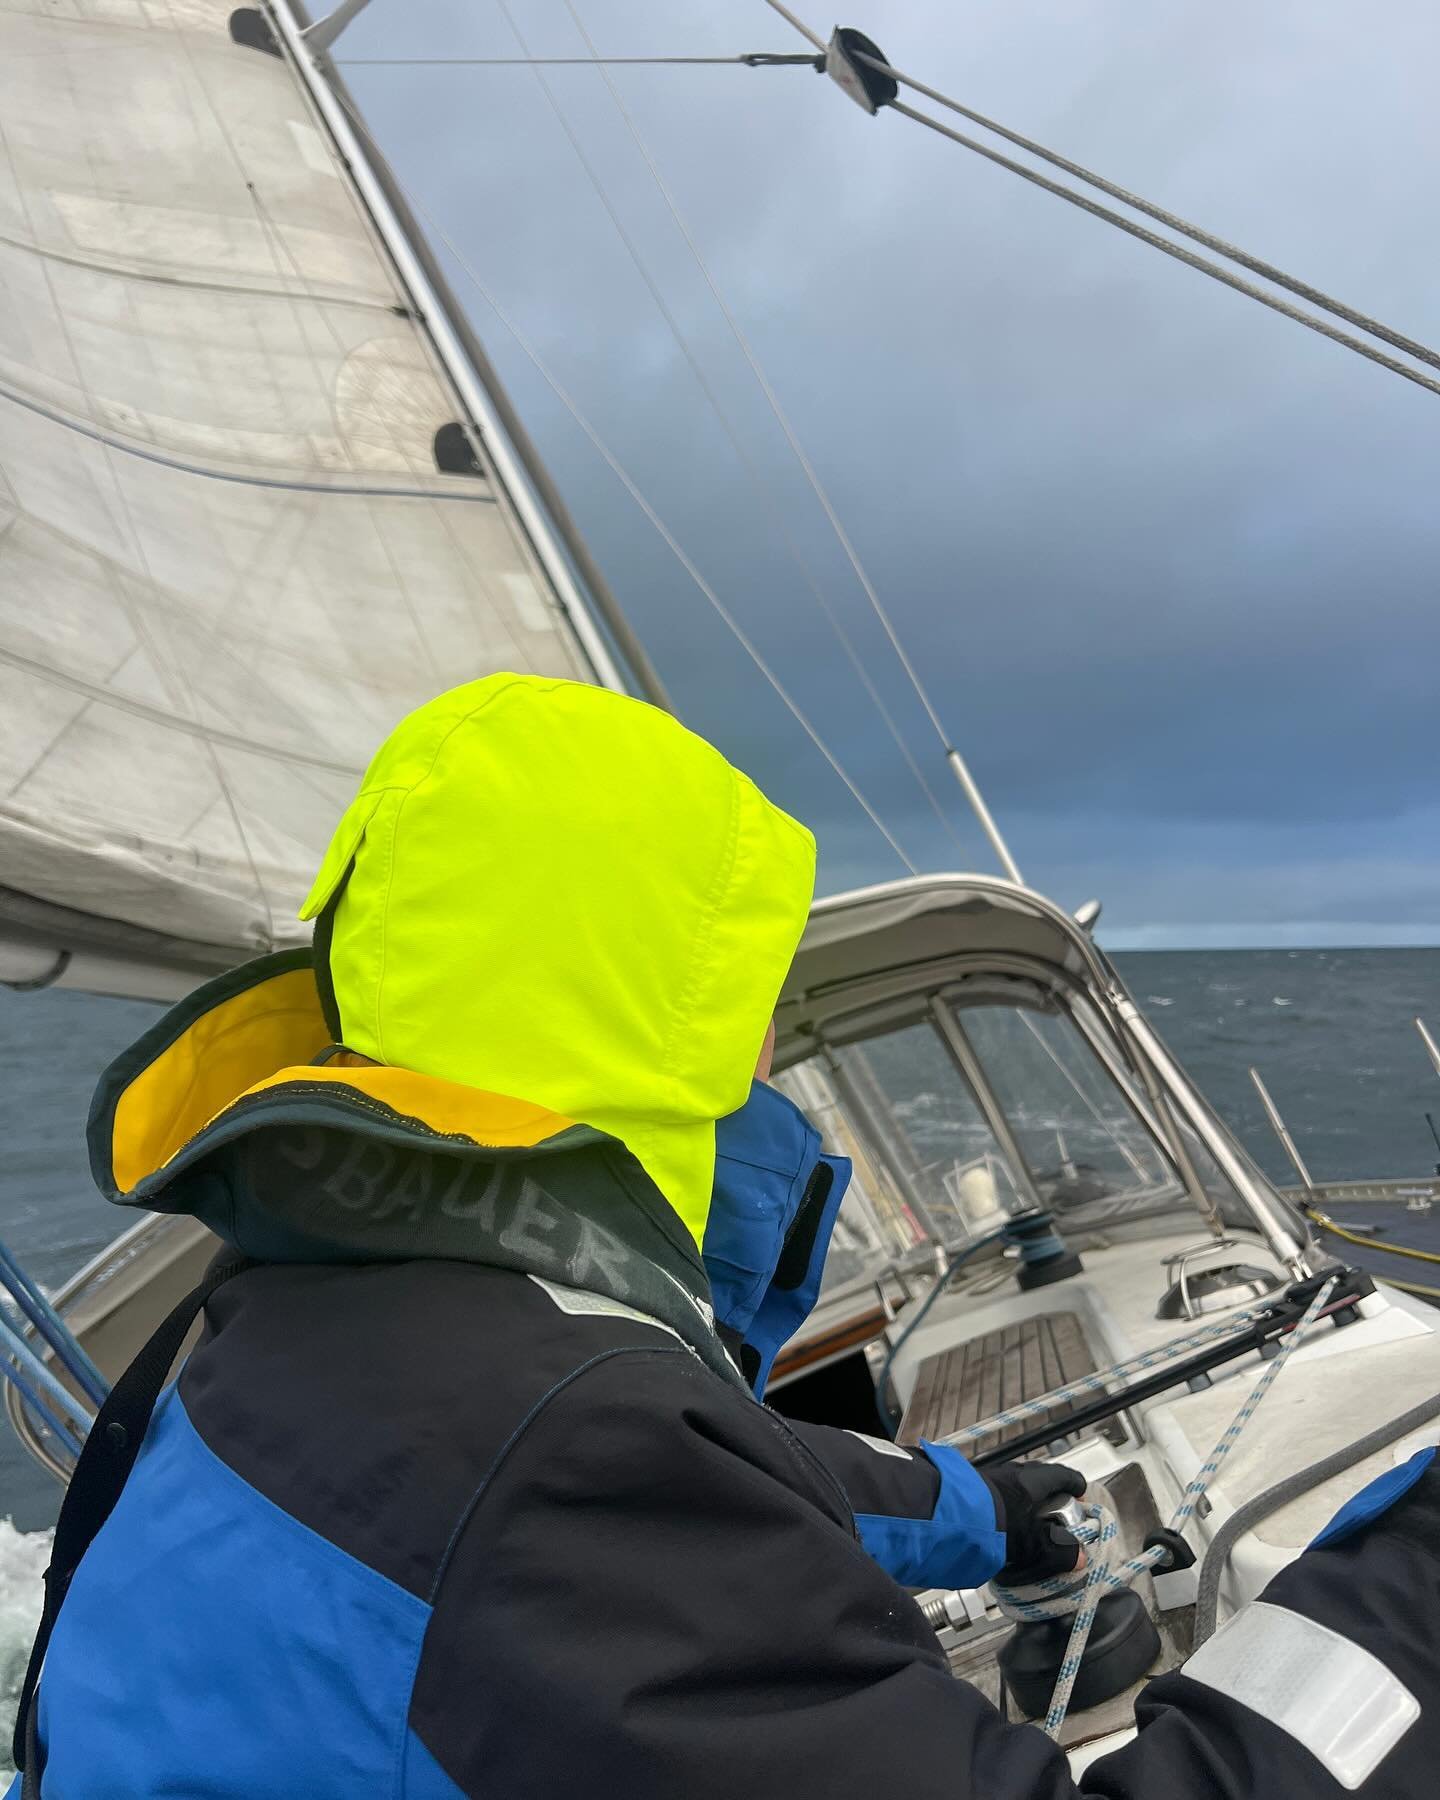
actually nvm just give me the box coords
[0,1519,49,1778]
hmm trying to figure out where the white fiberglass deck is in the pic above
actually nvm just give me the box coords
[889,1224,1440,1614]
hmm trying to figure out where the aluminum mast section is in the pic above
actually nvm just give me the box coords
[274,0,672,711]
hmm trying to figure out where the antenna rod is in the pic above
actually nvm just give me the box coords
[946,749,1022,884]
[1248,1067,1315,1193]
[1417,1018,1440,1082]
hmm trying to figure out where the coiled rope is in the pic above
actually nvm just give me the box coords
[984,1275,1337,1737]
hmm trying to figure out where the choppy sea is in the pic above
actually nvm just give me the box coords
[2,948,1440,1744]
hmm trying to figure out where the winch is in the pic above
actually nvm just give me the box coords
[995,1491,1162,1719]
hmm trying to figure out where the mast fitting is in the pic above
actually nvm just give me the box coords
[824,28,896,114]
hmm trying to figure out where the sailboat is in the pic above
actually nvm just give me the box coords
[4,0,1440,1770]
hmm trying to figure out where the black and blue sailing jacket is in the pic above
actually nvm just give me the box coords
[15,954,1440,1797]
[15,957,1010,1797]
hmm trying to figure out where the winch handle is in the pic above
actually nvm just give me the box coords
[1036,1490,1088,1541]
[1008,1489,1089,1579]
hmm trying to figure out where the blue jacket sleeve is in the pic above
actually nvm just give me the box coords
[785,1421,1006,1589]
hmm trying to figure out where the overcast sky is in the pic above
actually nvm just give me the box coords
[342,1,1440,947]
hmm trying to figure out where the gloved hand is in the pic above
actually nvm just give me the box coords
[985,1460,1087,1582]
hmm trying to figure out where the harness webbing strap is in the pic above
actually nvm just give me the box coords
[13,1253,253,1794]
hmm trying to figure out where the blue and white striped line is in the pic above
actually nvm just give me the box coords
[989,1275,1337,1738]
[942,1306,1269,1449]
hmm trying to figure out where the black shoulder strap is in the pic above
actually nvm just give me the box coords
[13,1253,252,1792]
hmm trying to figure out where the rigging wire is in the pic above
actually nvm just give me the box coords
[561,2,999,867]
[883,97,1440,403]
[351,10,1440,402]
[761,2,827,52]
[563,4,1021,881]
[760,2,1440,401]
[532,0,965,859]
[855,46,1440,379]
[493,0,948,863]
[336,53,816,68]
[321,76,919,875]
[335,6,1440,882]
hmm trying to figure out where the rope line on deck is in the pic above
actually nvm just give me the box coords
[937,1304,1267,1449]
[1378,1271,1440,1301]
[989,1275,1337,1736]
[1306,1202,1440,1266]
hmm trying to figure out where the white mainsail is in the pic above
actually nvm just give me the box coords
[0,0,622,999]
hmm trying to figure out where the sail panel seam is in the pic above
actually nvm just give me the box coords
[0,380,494,502]
[0,224,400,313]
[0,645,364,778]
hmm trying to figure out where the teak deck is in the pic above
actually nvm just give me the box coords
[899,1311,1099,1459]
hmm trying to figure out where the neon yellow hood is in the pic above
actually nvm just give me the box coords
[299,675,816,1245]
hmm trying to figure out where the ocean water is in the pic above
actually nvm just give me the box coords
[1,948,1439,1730]
[1116,948,1440,1186]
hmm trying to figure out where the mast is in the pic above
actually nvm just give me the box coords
[272,1,671,712]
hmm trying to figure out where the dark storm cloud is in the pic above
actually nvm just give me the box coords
[346,0,1440,944]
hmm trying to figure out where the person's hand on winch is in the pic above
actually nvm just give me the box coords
[984,1460,1090,1583]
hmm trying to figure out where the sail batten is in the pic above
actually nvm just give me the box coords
[1,381,502,499]
[0,0,614,997]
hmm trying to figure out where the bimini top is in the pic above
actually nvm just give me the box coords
[774,875,1111,1066]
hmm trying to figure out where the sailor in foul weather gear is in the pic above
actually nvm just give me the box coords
[705,1069,1086,1592]
[13,674,1440,1798]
